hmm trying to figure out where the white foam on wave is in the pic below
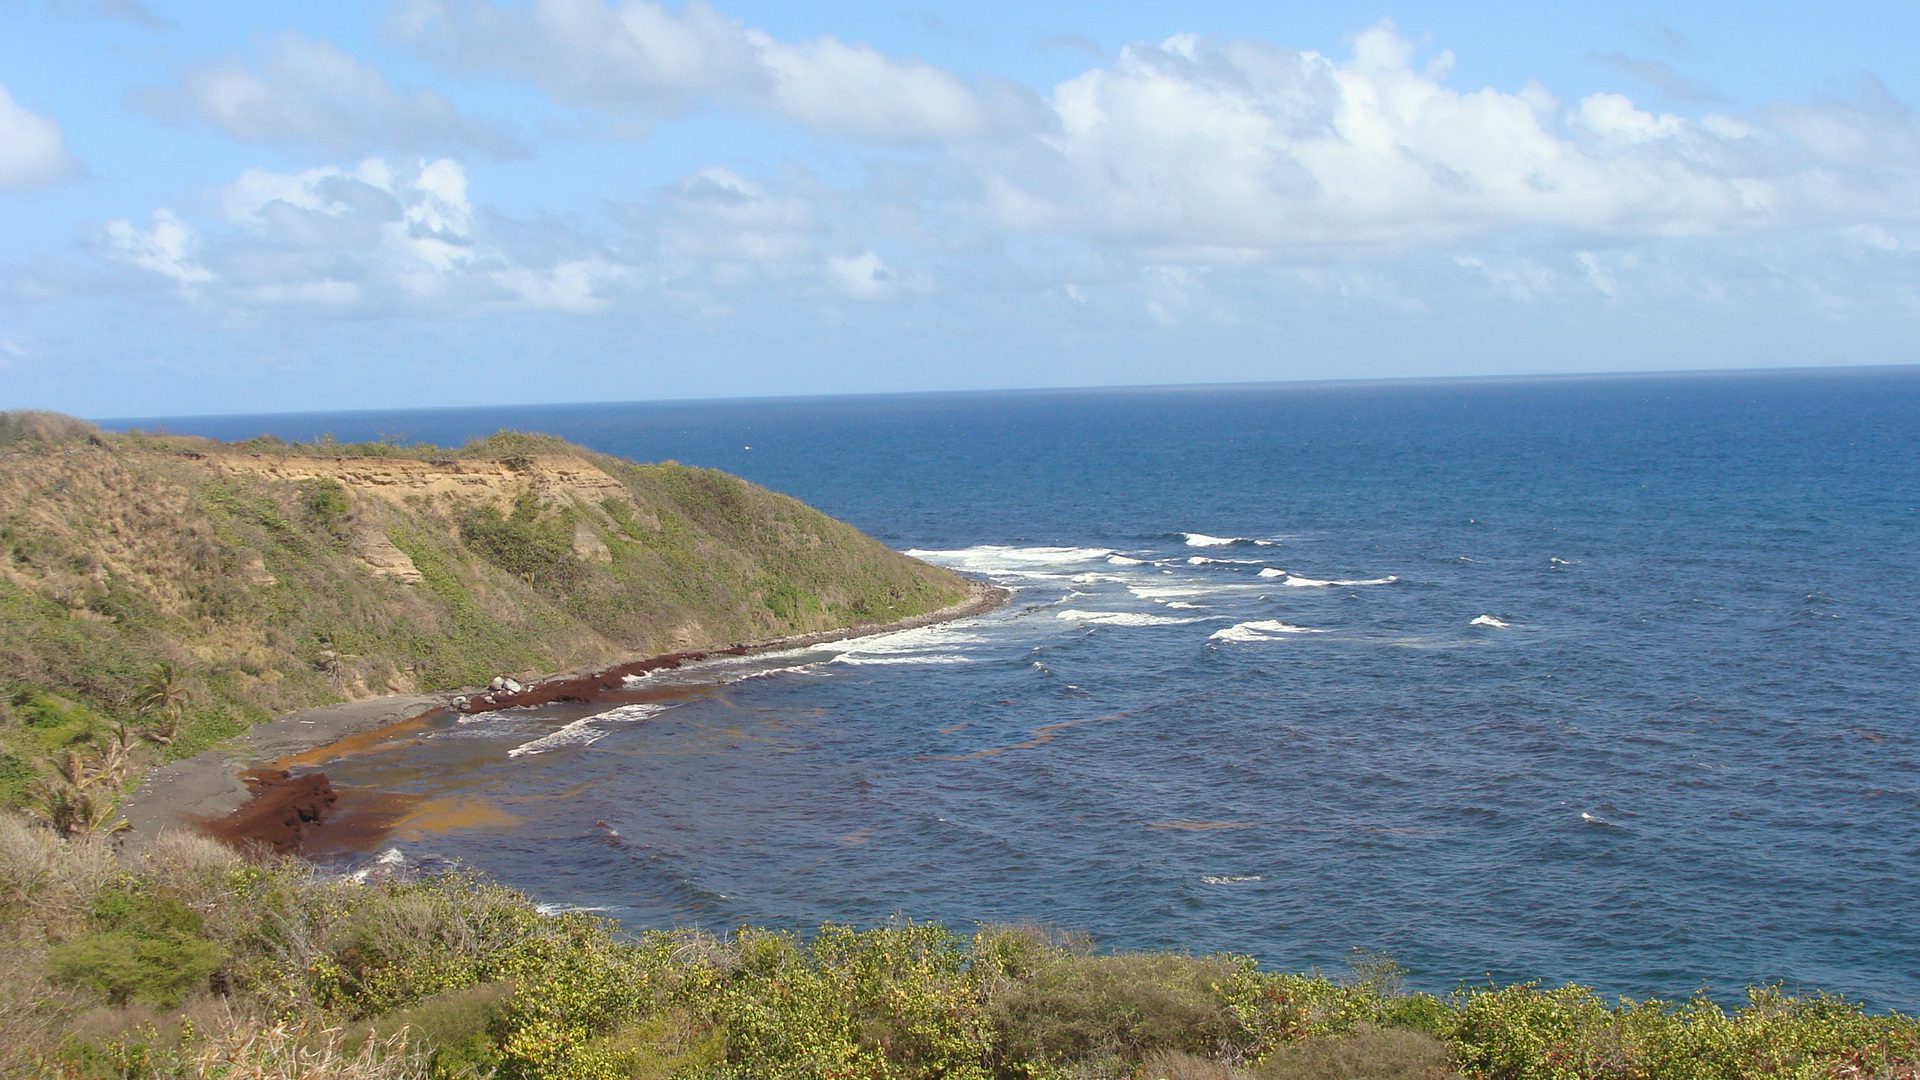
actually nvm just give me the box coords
[830,654,974,666]
[1280,574,1398,587]
[1070,573,1127,585]
[731,663,823,681]
[1107,554,1148,565]
[1469,615,1511,628]
[1164,601,1203,610]
[1056,609,1209,627]
[1257,567,1285,578]
[345,847,407,883]
[508,703,672,758]
[1210,619,1330,643]
[1128,583,1229,600]
[1183,533,1281,547]
[535,902,621,916]
[619,672,651,687]
[811,622,989,667]
[1188,556,1267,566]
[905,545,1115,577]
[1200,874,1264,885]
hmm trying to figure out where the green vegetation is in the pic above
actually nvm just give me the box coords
[1,815,1912,1079]
[0,411,971,824]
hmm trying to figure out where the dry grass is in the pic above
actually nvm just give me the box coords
[143,1009,427,1080]
[1250,1025,1456,1080]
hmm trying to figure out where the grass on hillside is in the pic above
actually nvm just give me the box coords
[0,412,969,825]
[1,815,1914,1080]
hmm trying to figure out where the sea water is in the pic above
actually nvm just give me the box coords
[123,368,1920,1009]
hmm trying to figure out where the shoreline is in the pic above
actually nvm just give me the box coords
[122,580,1009,852]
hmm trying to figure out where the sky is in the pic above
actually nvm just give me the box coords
[2,0,1919,418]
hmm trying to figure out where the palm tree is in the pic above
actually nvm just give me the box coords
[133,661,194,745]
[25,723,134,837]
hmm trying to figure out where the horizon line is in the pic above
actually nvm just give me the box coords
[90,361,1920,428]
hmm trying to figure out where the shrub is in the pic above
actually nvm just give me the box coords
[990,952,1253,1066]
[1249,1025,1454,1080]
[48,883,226,1007]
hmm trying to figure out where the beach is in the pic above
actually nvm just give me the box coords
[123,579,1008,852]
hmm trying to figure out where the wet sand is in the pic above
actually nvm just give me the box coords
[123,581,1008,852]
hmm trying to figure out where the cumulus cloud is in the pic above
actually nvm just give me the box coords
[141,34,520,155]
[102,209,212,288]
[87,156,638,313]
[0,82,79,191]
[959,23,1920,261]
[394,0,1027,141]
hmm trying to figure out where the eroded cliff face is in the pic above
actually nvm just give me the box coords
[207,452,663,583]
[208,453,643,514]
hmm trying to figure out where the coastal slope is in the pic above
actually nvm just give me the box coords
[0,411,972,808]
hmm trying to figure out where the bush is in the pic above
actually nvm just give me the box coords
[48,884,225,1007]
[1249,1024,1454,1080]
[991,952,1253,1066]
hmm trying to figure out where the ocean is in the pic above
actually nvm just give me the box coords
[118,367,1920,1010]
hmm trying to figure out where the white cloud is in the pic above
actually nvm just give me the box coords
[752,33,995,141]
[960,23,1920,261]
[658,166,818,265]
[0,81,78,192]
[92,157,637,314]
[148,34,519,155]
[103,209,211,288]
[396,0,1020,141]
[823,251,897,300]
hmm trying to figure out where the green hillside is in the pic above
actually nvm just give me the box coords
[0,410,970,816]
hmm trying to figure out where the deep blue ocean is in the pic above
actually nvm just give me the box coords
[114,368,1920,1010]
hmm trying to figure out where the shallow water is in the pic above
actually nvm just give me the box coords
[133,368,1920,1009]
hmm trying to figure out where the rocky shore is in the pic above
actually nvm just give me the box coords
[123,580,1009,853]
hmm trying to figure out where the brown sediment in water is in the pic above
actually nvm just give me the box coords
[192,581,1010,856]
[198,768,340,854]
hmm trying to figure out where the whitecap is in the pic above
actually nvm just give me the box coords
[816,624,989,660]
[1200,874,1264,885]
[344,847,407,884]
[1128,583,1230,600]
[1164,601,1202,610]
[829,654,974,666]
[534,902,620,916]
[619,672,651,687]
[1182,533,1283,547]
[1210,620,1330,643]
[906,545,1116,576]
[508,703,672,757]
[1281,574,1398,587]
[1469,615,1511,629]
[1107,554,1148,566]
[1257,567,1285,578]
[730,663,823,681]
[1055,609,1209,627]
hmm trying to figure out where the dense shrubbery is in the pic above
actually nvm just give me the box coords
[2,816,1914,1080]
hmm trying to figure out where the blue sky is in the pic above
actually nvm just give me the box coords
[2,0,1918,417]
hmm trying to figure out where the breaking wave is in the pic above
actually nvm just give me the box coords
[1056,609,1211,627]
[508,703,673,758]
[1279,574,1399,587]
[1210,620,1330,643]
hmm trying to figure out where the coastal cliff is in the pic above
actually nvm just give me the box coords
[0,410,972,813]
